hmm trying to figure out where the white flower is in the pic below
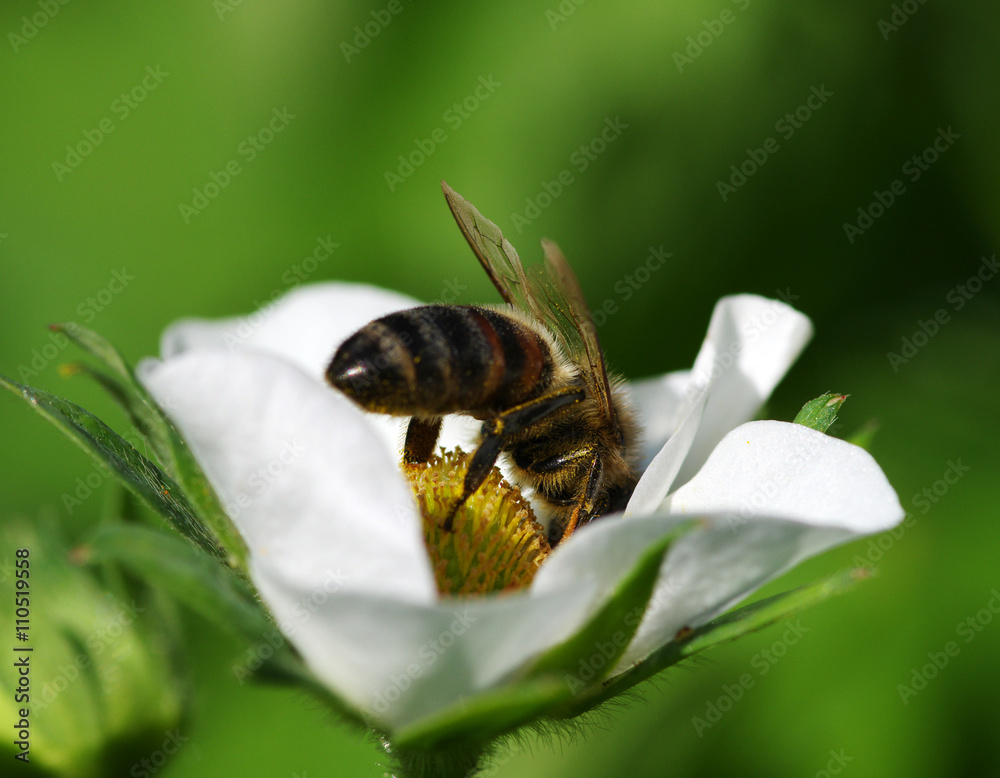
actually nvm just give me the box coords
[138,283,903,731]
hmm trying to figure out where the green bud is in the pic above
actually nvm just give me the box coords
[0,515,185,778]
[793,392,847,433]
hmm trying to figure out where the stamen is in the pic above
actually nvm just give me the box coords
[404,450,551,596]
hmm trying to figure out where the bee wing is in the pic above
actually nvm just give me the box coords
[442,181,623,439]
[441,181,535,310]
[537,238,623,441]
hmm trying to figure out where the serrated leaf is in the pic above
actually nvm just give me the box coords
[793,392,847,433]
[52,323,246,568]
[51,322,132,378]
[569,566,870,716]
[521,523,692,689]
[0,373,224,560]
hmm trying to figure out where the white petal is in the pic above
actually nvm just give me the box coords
[139,349,437,605]
[142,348,615,729]
[160,282,421,380]
[677,295,812,484]
[664,420,904,533]
[625,384,707,516]
[259,580,596,729]
[614,513,856,669]
[628,369,692,471]
[615,420,903,667]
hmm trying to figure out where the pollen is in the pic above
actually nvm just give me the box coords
[403,449,551,597]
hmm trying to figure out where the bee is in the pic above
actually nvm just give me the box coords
[326,182,639,545]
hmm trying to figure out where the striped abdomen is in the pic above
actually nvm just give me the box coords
[327,305,558,416]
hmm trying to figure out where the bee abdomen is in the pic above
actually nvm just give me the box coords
[327,305,553,415]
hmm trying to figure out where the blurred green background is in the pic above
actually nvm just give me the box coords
[1,1,998,776]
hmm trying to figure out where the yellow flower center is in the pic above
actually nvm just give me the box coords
[403,450,551,597]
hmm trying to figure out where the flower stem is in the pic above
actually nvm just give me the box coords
[386,741,488,778]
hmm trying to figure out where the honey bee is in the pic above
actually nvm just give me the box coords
[326,182,639,545]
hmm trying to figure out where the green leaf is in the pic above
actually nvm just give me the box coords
[52,323,247,568]
[0,373,224,560]
[569,566,870,716]
[392,678,572,750]
[793,392,847,433]
[520,523,693,690]
[83,525,273,654]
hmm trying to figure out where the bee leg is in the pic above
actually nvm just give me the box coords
[554,452,603,545]
[442,387,585,532]
[403,416,442,464]
[441,432,504,531]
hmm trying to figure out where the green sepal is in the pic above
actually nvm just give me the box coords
[391,678,571,751]
[566,566,870,716]
[793,392,847,433]
[387,527,690,753]
[0,373,224,560]
[520,523,693,688]
[52,323,247,569]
